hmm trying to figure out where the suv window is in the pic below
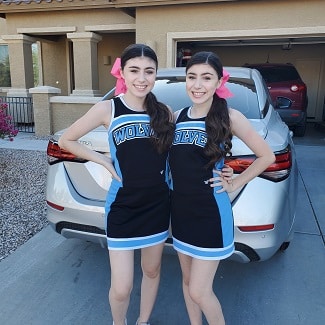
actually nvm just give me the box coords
[153,77,260,119]
[254,66,300,83]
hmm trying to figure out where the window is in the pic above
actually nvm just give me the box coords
[0,45,11,87]
[153,77,260,119]
[255,66,301,83]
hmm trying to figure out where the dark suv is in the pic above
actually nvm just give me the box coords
[244,63,308,136]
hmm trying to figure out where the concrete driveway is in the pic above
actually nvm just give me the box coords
[0,124,324,325]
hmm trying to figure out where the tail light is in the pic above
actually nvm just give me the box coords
[290,83,306,93]
[225,145,292,182]
[47,139,87,165]
[47,200,64,211]
[238,224,274,232]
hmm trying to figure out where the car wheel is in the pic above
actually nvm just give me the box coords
[279,241,290,252]
[294,115,307,137]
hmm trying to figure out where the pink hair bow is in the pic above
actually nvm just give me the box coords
[215,69,233,99]
[111,58,127,95]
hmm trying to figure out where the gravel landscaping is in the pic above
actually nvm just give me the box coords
[0,148,48,261]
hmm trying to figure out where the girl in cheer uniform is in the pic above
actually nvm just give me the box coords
[59,44,174,325]
[169,52,275,325]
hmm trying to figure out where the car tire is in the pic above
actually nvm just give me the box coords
[294,115,307,137]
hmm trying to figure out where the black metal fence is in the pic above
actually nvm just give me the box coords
[0,96,34,133]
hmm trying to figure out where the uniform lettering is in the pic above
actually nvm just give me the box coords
[173,130,207,147]
[113,123,152,145]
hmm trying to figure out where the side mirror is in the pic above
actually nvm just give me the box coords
[275,96,292,109]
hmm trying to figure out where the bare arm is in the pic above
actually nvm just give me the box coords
[226,108,275,192]
[58,100,121,181]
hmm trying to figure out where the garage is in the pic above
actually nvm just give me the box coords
[170,31,325,125]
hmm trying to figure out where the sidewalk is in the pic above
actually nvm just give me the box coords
[0,132,48,151]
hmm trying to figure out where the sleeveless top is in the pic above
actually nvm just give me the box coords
[107,96,169,188]
[169,106,225,194]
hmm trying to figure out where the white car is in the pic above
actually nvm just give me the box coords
[46,67,298,263]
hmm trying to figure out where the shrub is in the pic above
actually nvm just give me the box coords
[0,99,18,140]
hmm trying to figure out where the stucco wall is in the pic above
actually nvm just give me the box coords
[2,8,136,96]
[50,98,100,133]
[136,0,325,67]
[98,33,135,96]
[41,38,69,95]
[0,17,6,37]
[4,9,135,34]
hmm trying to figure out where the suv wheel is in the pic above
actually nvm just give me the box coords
[294,115,307,137]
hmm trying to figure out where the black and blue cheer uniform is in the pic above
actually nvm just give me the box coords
[169,107,234,260]
[105,96,170,250]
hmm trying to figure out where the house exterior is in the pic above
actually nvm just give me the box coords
[0,0,324,135]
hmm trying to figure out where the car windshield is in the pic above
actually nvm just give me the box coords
[153,77,260,119]
[254,66,301,83]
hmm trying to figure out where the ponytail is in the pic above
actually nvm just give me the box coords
[145,92,175,154]
[204,94,232,167]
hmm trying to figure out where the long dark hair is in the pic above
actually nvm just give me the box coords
[186,51,232,167]
[120,44,175,153]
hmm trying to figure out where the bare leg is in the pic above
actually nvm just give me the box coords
[137,243,165,324]
[178,252,202,325]
[109,250,134,325]
[189,258,225,325]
